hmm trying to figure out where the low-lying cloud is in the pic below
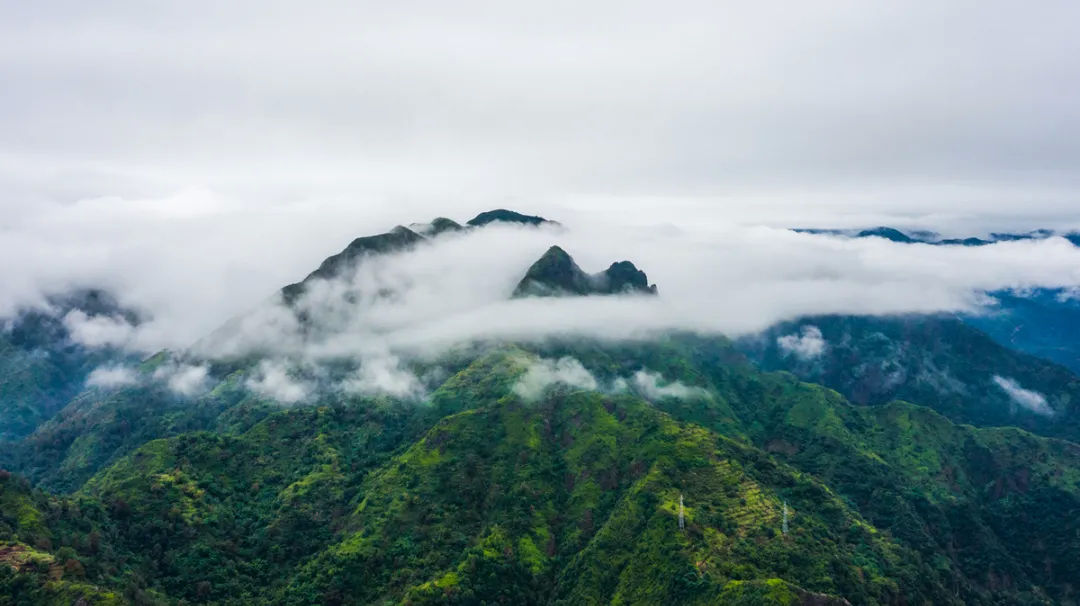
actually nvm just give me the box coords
[992,375,1054,417]
[777,325,826,360]
[245,360,312,404]
[7,210,1080,404]
[513,357,707,404]
[63,310,138,349]
[153,362,211,397]
[194,221,1080,370]
[341,352,426,399]
[513,357,599,402]
[626,370,708,401]
[86,365,139,388]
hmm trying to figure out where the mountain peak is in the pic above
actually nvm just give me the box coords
[430,217,463,234]
[600,260,657,294]
[466,209,553,227]
[406,217,464,236]
[512,245,657,298]
[282,211,556,305]
[281,225,424,304]
[512,245,590,297]
[856,226,914,243]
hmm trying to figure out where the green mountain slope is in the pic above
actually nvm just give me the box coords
[741,315,1080,441]
[0,291,138,444]
[6,340,1071,604]
[0,471,140,605]
[10,355,266,493]
[77,399,429,603]
[280,385,940,605]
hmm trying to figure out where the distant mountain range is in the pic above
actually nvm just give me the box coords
[792,225,1080,374]
[794,225,1080,246]
[3,211,1080,605]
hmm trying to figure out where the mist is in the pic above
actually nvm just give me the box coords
[181,217,1080,394]
[8,212,1080,354]
[3,1,1080,401]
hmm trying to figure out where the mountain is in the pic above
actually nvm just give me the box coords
[0,290,140,444]
[465,209,553,227]
[855,227,914,243]
[791,226,1080,375]
[0,469,139,604]
[740,315,1080,441]
[281,211,554,305]
[794,226,1080,246]
[5,338,1080,604]
[8,351,267,493]
[512,246,658,298]
[965,288,1080,373]
[5,210,563,491]
[281,225,426,304]
[409,217,465,236]
[4,211,1080,605]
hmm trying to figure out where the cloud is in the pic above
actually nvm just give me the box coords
[187,222,1080,371]
[245,360,311,404]
[153,362,211,397]
[777,325,826,360]
[992,375,1054,417]
[2,3,1078,402]
[1,2,1080,343]
[1055,287,1080,302]
[513,357,598,402]
[3,203,1080,400]
[340,353,425,399]
[628,370,708,401]
[86,365,139,388]
[62,309,137,348]
[513,358,706,404]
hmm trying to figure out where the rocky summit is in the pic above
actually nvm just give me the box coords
[513,245,657,298]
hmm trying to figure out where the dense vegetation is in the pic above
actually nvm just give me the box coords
[964,288,1080,374]
[742,315,1080,440]
[0,291,138,443]
[3,337,1080,604]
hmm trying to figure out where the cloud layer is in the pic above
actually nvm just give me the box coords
[192,221,1080,367]
[5,3,1077,402]
[7,208,1080,405]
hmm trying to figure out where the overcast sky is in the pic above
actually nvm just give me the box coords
[2,1,1080,345]
[3,1,1079,217]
